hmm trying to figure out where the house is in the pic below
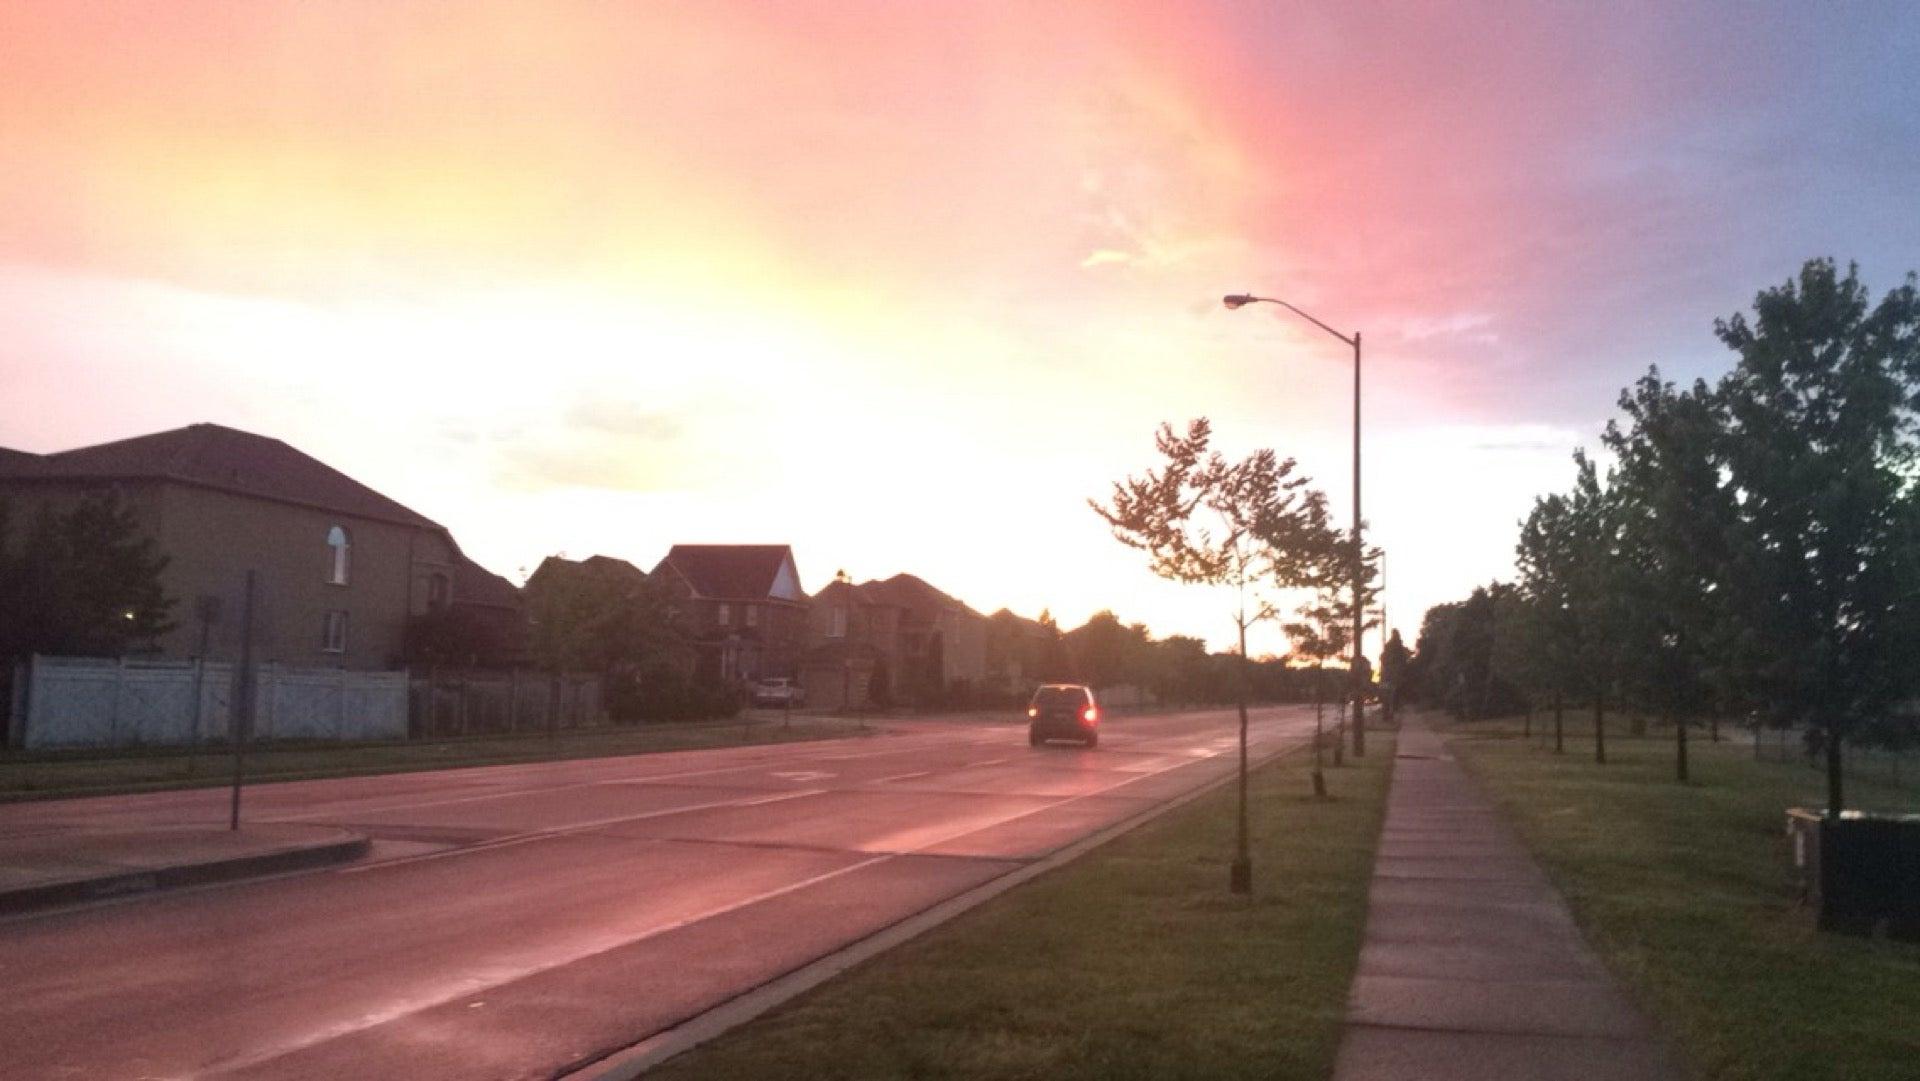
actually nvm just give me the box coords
[650,544,808,683]
[801,572,989,708]
[0,423,525,670]
[984,608,1063,697]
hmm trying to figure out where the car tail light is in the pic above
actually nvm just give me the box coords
[1027,707,1038,718]
[1082,707,1098,724]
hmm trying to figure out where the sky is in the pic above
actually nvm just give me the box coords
[3,2,1917,657]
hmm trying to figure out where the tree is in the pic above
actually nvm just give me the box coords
[1092,417,1336,893]
[1379,629,1411,723]
[1561,450,1631,764]
[1285,594,1348,797]
[0,492,175,661]
[523,558,689,720]
[1714,259,1920,815]
[1603,370,1738,782]
[1062,610,1150,690]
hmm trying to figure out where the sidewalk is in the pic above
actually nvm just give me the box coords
[0,823,368,915]
[1331,715,1682,1081]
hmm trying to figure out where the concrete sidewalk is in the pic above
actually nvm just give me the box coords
[1331,716,1683,1081]
[0,823,368,915]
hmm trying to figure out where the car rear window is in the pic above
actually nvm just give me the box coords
[1032,686,1089,708]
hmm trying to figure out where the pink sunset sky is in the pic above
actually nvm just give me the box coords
[3,2,1917,655]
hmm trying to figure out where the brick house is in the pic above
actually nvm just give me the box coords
[650,544,808,684]
[0,423,524,670]
[801,572,989,708]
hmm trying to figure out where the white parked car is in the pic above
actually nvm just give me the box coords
[751,677,806,708]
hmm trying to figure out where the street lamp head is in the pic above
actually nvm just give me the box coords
[1222,294,1257,310]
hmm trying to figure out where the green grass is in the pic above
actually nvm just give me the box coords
[1449,716,1920,1081]
[0,714,870,801]
[650,734,1396,1081]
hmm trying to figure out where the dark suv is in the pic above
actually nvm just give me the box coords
[1027,683,1099,748]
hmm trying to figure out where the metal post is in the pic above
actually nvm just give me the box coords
[229,570,256,831]
[1351,331,1366,759]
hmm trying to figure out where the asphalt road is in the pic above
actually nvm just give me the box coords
[0,706,1314,1080]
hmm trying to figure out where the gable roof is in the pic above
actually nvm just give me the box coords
[525,553,650,594]
[857,573,983,621]
[656,544,802,601]
[0,423,442,531]
[452,553,524,612]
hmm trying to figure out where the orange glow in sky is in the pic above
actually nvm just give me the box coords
[4,3,1917,654]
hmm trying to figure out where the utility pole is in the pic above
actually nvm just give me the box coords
[229,571,256,831]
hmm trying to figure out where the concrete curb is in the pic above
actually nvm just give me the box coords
[563,730,1316,1080]
[0,829,371,916]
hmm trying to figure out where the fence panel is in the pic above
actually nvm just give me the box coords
[13,656,407,749]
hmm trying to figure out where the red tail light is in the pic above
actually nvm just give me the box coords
[1027,707,1038,718]
[1082,707,1098,724]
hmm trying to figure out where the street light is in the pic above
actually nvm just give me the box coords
[1224,292,1369,758]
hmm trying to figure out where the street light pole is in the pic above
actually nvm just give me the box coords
[1224,293,1366,758]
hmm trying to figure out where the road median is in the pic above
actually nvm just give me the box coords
[0,823,369,916]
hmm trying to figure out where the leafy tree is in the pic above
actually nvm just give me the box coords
[1714,259,1920,814]
[1378,629,1411,723]
[1092,417,1336,893]
[523,559,689,720]
[1285,594,1349,796]
[1560,450,1631,764]
[1603,370,1738,781]
[1516,491,1587,754]
[0,492,175,660]
[1062,610,1151,690]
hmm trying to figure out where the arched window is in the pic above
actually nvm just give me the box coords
[326,525,351,585]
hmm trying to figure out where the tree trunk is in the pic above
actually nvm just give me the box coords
[1553,691,1565,755]
[1825,725,1844,817]
[1675,713,1689,783]
[1593,691,1607,765]
[1524,701,1533,740]
[1709,713,1720,742]
[1231,621,1252,894]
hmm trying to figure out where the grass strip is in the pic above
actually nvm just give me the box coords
[651,731,1395,1081]
[0,715,870,801]
[1450,719,1920,1081]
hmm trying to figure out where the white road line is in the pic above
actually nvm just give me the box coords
[338,789,827,874]
[872,770,932,784]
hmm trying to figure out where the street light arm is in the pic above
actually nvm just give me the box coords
[1223,294,1356,347]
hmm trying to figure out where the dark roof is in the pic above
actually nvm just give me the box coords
[0,423,442,530]
[857,573,982,620]
[453,553,523,612]
[657,544,799,600]
[990,608,1052,635]
[525,554,649,593]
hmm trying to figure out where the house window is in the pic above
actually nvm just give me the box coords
[326,525,351,585]
[426,573,450,611]
[717,602,732,627]
[829,606,847,638]
[745,605,759,628]
[322,610,349,653]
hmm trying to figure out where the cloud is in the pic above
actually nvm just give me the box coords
[563,399,683,441]
[1080,249,1133,268]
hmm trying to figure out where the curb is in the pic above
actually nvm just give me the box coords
[0,830,371,917]
[563,728,1314,1080]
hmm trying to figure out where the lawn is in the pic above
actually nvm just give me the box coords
[649,732,1395,1081]
[1449,716,1920,1081]
[0,713,870,800]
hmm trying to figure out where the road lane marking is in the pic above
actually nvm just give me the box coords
[338,789,828,873]
[769,771,836,782]
[872,770,932,783]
